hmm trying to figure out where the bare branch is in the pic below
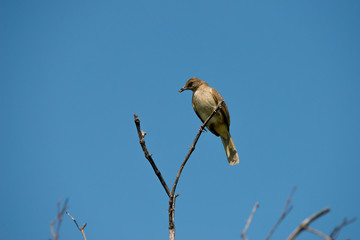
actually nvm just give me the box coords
[287,207,330,240]
[171,100,224,196]
[241,202,260,240]
[266,186,296,240]
[330,217,357,239]
[66,212,87,240]
[134,100,224,240]
[50,198,68,240]
[168,100,224,240]
[304,226,332,240]
[134,114,171,197]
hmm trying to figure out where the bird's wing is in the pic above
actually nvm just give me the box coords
[211,88,230,130]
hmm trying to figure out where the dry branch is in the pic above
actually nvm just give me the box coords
[134,114,171,197]
[134,100,224,240]
[171,100,224,196]
[66,211,87,240]
[50,198,68,240]
[266,186,296,240]
[306,226,332,240]
[287,207,330,240]
[241,202,259,240]
[330,217,357,239]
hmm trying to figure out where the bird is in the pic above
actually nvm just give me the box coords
[179,77,239,165]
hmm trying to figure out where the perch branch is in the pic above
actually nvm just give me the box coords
[241,202,260,240]
[168,100,224,240]
[287,207,330,240]
[134,100,224,240]
[66,212,87,240]
[266,186,296,240]
[171,100,224,195]
[134,114,171,197]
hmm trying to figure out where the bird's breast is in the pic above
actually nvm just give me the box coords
[192,88,218,122]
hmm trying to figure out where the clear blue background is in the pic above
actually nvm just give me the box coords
[1,1,359,239]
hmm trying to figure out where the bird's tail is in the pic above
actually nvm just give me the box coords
[221,134,239,165]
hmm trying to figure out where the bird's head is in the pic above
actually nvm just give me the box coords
[179,77,204,92]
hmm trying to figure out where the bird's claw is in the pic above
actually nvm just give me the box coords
[202,127,207,132]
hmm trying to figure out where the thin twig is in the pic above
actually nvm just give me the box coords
[330,217,357,239]
[66,211,87,240]
[305,226,332,240]
[241,202,260,240]
[134,114,171,197]
[287,207,330,240]
[50,198,68,240]
[266,186,296,240]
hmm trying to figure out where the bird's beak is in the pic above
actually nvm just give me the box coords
[179,86,187,93]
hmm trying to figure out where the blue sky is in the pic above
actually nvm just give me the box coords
[1,0,359,239]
